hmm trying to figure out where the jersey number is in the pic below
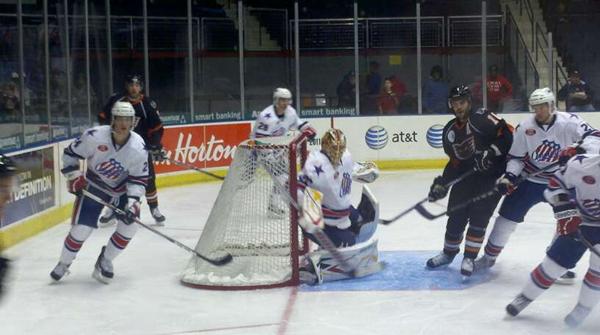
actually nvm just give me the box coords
[257,122,269,131]
[143,162,148,172]
[339,172,351,197]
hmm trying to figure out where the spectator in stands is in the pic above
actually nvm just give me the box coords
[423,65,449,114]
[377,77,399,115]
[336,71,356,108]
[366,61,382,95]
[0,82,20,121]
[485,65,513,113]
[389,75,407,99]
[558,69,595,112]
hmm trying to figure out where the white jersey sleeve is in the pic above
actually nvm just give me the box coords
[579,129,600,155]
[125,135,150,200]
[62,128,100,175]
[505,123,527,176]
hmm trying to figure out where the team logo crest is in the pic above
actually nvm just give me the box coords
[447,130,455,143]
[531,140,560,163]
[583,175,596,185]
[95,158,125,180]
[525,128,536,136]
[98,145,108,152]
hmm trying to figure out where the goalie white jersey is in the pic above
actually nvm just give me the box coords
[62,125,149,199]
[506,111,592,183]
[298,150,355,229]
[251,105,307,138]
[547,154,600,227]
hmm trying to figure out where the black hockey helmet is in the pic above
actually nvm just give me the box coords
[0,154,16,178]
[448,84,472,112]
[125,74,143,89]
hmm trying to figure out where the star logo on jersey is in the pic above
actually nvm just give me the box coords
[573,155,587,164]
[531,140,561,163]
[264,113,271,119]
[95,158,125,180]
[86,129,97,137]
[314,165,324,176]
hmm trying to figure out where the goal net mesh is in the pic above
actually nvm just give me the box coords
[181,134,309,289]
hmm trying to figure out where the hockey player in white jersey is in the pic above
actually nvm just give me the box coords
[506,153,600,328]
[297,128,382,284]
[50,101,149,284]
[475,88,593,274]
[251,88,316,139]
[251,88,316,217]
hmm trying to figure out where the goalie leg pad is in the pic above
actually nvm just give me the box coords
[301,239,382,284]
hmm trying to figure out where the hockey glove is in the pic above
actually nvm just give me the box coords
[299,122,317,140]
[428,176,448,202]
[65,171,87,196]
[474,149,495,172]
[123,198,141,225]
[496,172,519,195]
[554,204,582,236]
[147,144,167,162]
[558,145,584,165]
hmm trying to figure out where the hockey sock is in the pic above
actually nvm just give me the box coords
[146,190,158,208]
[443,232,463,256]
[464,225,486,259]
[521,256,567,301]
[484,216,518,259]
[103,221,138,261]
[576,250,600,310]
[59,224,94,265]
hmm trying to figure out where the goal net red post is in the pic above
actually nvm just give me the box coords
[181,133,311,290]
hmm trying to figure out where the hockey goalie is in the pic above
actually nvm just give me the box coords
[296,128,383,285]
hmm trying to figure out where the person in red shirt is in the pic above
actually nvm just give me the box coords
[486,65,513,113]
[377,78,399,114]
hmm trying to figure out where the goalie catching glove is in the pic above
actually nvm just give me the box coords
[352,161,379,183]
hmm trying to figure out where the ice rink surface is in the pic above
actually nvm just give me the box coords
[1,170,599,335]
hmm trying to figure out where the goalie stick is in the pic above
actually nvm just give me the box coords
[379,169,475,225]
[259,162,363,278]
[82,189,233,266]
[165,158,225,181]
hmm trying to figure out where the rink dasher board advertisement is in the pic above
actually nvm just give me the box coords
[303,112,600,162]
[1,146,56,228]
[154,121,252,174]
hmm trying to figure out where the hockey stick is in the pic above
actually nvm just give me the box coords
[165,158,225,181]
[415,161,563,220]
[379,169,476,225]
[81,189,233,266]
[576,229,600,258]
[259,162,361,278]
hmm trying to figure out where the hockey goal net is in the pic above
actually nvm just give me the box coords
[181,133,310,290]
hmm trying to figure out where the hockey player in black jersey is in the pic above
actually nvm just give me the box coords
[427,85,513,277]
[98,75,166,225]
[0,154,17,299]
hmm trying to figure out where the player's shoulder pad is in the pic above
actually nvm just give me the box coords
[142,96,158,111]
[468,108,505,135]
[128,132,149,154]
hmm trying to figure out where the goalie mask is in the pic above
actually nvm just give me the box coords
[111,101,136,132]
[321,128,346,167]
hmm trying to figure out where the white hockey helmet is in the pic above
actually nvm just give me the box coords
[111,101,136,130]
[529,87,556,113]
[273,88,292,104]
